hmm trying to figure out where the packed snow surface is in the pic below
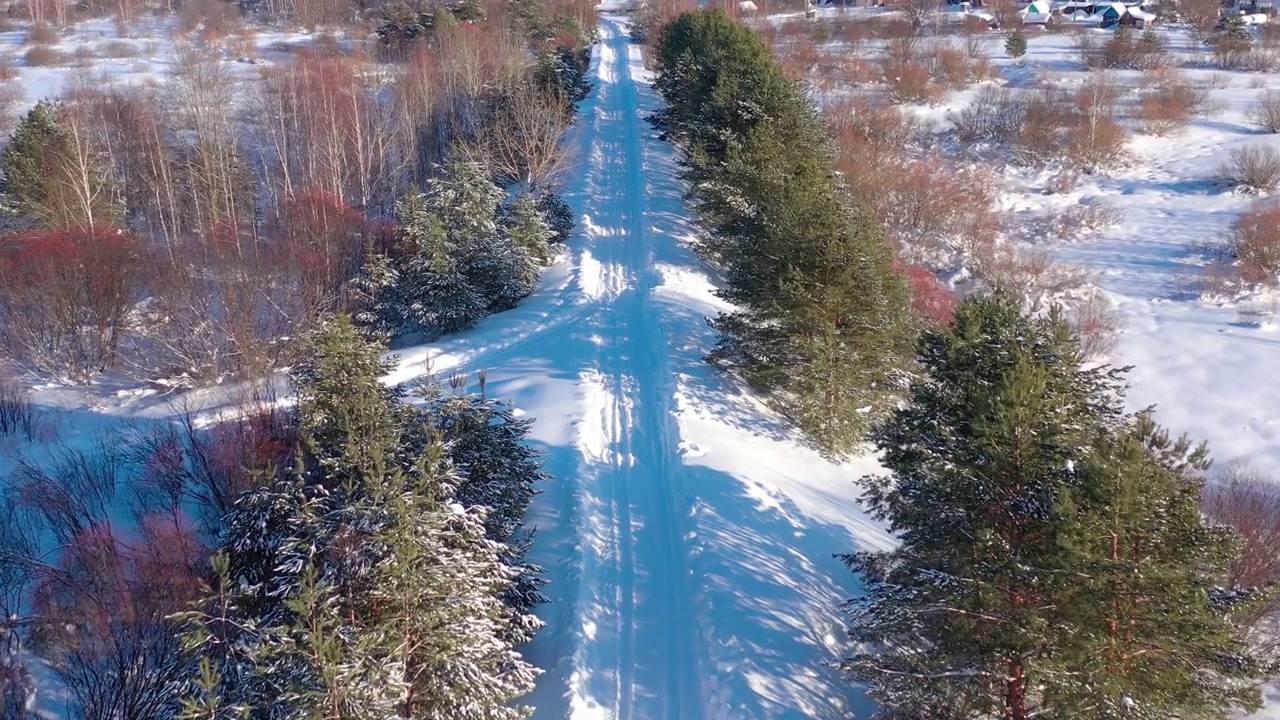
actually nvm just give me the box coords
[389,16,892,720]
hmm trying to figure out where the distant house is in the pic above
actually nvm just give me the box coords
[1119,7,1155,25]
[1098,1,1153,25]
[737,0,758,12]
[1059,1,1097,12]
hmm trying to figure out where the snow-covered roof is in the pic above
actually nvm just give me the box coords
[1066,9,1102,22]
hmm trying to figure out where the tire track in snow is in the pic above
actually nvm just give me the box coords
[566,18,701,720]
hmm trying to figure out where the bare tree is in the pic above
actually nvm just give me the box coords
[167,45,250,256]
[463,84,576,193]
[1178,0,1222,41]
[1204,465,1280,658]
[899,0,940,30]
[29,516,205,720]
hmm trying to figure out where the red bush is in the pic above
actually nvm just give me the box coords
[30,515,207,719]
[904,265,958,326]
[0,227,142,381]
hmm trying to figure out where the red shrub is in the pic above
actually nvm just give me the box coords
[904,264,959,326]
[1231,201,1280,284]
[0,227,142,382]
[31,516,206,719]
[275,188,367,297]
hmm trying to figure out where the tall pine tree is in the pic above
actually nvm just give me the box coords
[178,318,541,720]
[844,295,1264,720]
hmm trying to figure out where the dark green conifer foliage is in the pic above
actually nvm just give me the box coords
[845,295,1264,720]
[651,10,912,456]
[0,101,120,230]
[178,318,541,720]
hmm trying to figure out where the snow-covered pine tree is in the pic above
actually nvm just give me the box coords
[462,230,539,314]
[501,193,555,267]
[423,386,550,629]
[422,161,538,314]
[844,295,1264,720]
[369,159,548,340]
[533,46,592,106]
[371,440,541,719]
[379,189,487,338]
[535,192,574,247]
[424,158,502,253]
[178,318,541,720]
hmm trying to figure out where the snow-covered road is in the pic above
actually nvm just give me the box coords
[389,15,894,719]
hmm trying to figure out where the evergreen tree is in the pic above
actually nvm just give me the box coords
[1005,31,1028,61]
[844,295,1264,720]
[376,189,487,339]
[651,10,914,456]
[178,318,542,720]
[533,47,592,107]
[502,193,556,267]
[650,10,825,167]
[698,119,912,454]
[0,101,120,231]
[535,191,575,247]
[369,160,545,341]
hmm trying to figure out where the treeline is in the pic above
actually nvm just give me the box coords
[0,0,593,385]
[0,318,550,719]
[650,10,914,457]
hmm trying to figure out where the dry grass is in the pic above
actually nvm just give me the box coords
[97,39,140,58]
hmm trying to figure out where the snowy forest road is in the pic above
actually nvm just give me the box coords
[389,13,894,720]
[547,17,703,720]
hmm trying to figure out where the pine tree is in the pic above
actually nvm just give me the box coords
[703,124,913,455]
[535,192,575,247]
[425,158,503,251]
[533,46,592,106]
[178,318,542,719]
[502,193,555,267]
[424,385,550,632]
[1005,31,1028,61]
[844,295,1264,720]
[652,10,914,456]
[378,189,486,339]
[370,159,547,341]
[0,101,119,231]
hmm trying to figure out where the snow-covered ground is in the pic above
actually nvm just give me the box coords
[9,6,1280,720]
[389,17,893,718]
